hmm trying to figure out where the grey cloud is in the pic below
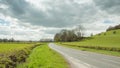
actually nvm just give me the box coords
[93,0,120,15]
[0,0,99,28]
[43,28,62,34]
[1,0,28,15]
[0,0,119,40]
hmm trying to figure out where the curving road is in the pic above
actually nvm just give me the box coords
[49,43,120,68]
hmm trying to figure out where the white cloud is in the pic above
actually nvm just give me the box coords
[0,13,53,40]
[0,0,120,40]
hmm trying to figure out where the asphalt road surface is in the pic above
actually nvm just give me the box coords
[49,43,120,68]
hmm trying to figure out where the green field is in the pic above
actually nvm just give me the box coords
[0,43,68,68]
[0,43,39,68]
[58,29,120,56]
[0,43,33,54]
[17,44,68,68]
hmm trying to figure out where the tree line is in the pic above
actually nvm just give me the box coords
[107,24,120,31]
[54,26,84,42]
[0,38,15,42]
[0,38,36,43]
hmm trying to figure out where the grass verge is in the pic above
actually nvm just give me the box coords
[56,43,120,57]
[17,43,69,68]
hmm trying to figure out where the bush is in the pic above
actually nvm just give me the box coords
[113,31,116,34]
[104,33,106,35]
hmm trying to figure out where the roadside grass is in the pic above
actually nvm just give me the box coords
[17,44,69,68]
[56,29,120,57]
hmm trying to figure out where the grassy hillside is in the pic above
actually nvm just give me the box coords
[58,29,120,56]
[62,29,120,47]
[17,44,68,68]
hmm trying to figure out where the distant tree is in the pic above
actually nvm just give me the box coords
[54,33,61,42]
[106,26,114,31]
[54,26,83,42]
[2,38,8,42]
[98,33,101,36]
[104,33,106,35]
[115,24,120,29]
[91,33,93,37]
[9,38,15,42]
[0,39,2,42]
[67,30,77,42]
[29,40,32,42]
[106,24,120,31]
[113,31,116,34]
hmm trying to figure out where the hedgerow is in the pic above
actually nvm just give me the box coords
[61,43,120,52]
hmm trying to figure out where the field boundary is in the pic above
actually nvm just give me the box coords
[60,43,120,52]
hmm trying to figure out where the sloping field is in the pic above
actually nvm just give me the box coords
[62,29,120,48]
[59,29,120,56]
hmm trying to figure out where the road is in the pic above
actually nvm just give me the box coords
[49,43,120,68]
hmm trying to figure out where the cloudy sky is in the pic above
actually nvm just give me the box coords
[0,0,120,41]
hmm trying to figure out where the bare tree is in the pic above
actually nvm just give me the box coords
[54,25,84,42]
